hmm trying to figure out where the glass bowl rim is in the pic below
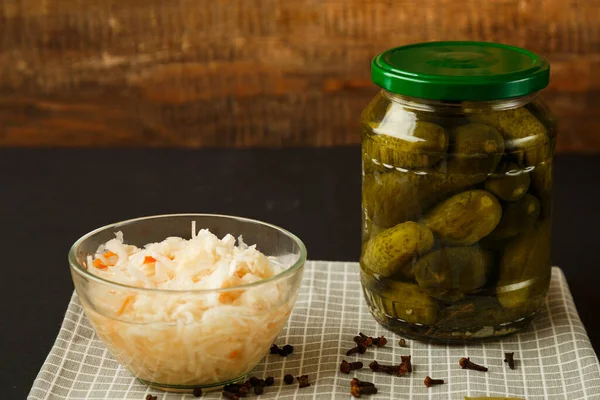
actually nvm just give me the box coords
[69,213,307,294]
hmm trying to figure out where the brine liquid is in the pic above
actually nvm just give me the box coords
[360,130,553,342]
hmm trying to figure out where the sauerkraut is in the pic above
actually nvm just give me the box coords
[80,226,297,387]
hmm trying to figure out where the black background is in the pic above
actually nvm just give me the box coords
[1,148,599,400]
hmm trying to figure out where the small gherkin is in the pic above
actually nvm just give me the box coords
[488,194,541,240]
[438,297,541,329]
[363,121,449,169]
[423,190,502,245]
[497,220,552,310]
[531,162,554,218]
[470,107,551,167]
[361,271,438,325]
[413,246,492,302]
[362,172,427,228]
[485,162,531,202]
[447,123,505,174]
[362,168,487,229]
[362,221,434,278]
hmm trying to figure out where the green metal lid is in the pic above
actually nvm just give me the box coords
[372,41,550,101]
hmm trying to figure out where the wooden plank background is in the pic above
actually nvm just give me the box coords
[0,0,599,151]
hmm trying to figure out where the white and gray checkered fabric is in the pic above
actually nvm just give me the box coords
[29,261,600,400]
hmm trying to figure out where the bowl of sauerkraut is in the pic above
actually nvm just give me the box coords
[69,214,306,392]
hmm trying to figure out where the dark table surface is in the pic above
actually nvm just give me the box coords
[2,148,599,400]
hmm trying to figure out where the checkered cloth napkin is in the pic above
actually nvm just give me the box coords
[29,261,600,400]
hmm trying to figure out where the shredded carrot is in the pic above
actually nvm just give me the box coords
[219,290,243,304]
[143,256,157,264]
[93,259,108,269]
[117,296,133,316]
[228,350,239,359]
[168,255,175,260]
[103,251,117,259]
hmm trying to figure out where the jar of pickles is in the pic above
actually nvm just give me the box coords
[360,42,556,341]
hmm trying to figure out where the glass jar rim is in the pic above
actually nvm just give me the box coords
[380,90,540,113]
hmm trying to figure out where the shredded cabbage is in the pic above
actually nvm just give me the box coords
[83,227,295,386]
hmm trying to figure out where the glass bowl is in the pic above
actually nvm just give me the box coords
[69,214,306,392]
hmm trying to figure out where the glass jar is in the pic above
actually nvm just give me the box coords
[359,42,556,342]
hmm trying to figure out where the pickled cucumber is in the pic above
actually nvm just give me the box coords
[435,160,489,189]
[363,122,449,168]
[484,163,531,201]
[362,217,386,243]
[363,168,487,229]
[448,123,504,174]
[361,271,438,325]
[362,172,426,228]
[488,194,540,240]
[423,190,502,245]
[531,162,554,218]
[497,221,552,309]
[362,221,434,278]
[413,247,491,302]
[471,108,550,166]
[438,297,524,328]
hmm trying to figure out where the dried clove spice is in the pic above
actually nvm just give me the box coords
[347,333,389,356]
[372,336,387,347]
[340,360,351,374]
[350,378,378,397]
[281,344,295,356]
[360,386,378,395]
[222,392,240,400]
[283,374,294,385]
[248,376,262,387]
[346,342,367,356]
[253,385,264,395]
[297,375,311,388]
[369,357,412,376]
[504,352,516,370]
[350,378,362,398]
[355,333,387,348]
[351,361,364,371]
[264,376,275,386]
[398,362,410,375]
[270,344,294,357]
[369,360,399,376]
[192,387,203,397]
[270,344,281,354]
[400,355,412,373]
[340,360,364,373]
[357,381,375,387]
[424,376,445,387]
[242,381,253,390]
[459,357,488,372]
[354,334,373,347]
[237,386,250,397]
[223,384,240,393]
[222,383,250,397]
[398,338,407,347]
